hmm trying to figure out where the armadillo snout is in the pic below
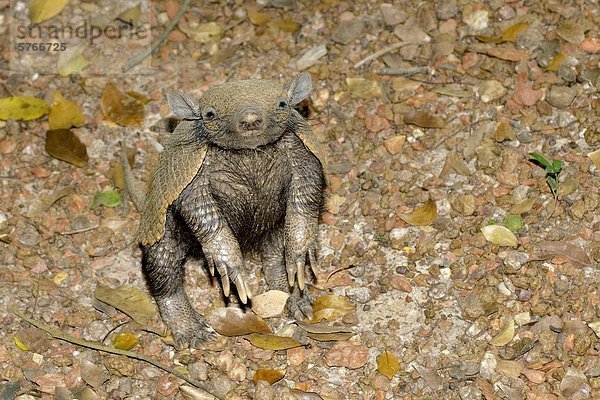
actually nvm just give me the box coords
[236,107,265,133]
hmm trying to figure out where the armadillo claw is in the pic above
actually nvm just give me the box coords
[297,258,306,290]
[235,274,248,304]
[286,262,296,287]
[220,269,231,298]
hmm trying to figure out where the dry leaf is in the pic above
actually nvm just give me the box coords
[252,369,285,385]
[510,198,535,214]
[207,308,271,336]
[113,332,139,350]
[377,351,400,379]
[587,149,600,169]
[346,78,382,99]
[45,129,88,168]
[57,45,90,76]
[398,200,437,226]
[247,8,270,25]
[101,83,145,127]
[296,320,353,334]
[0,96,48,121]
[413,364,443,390]
[475,35,503,44]
[267,19,301,33]
[251,290,289,318]
[310,295,355,322]
[481,225,518,247]
[307,332,354,341]
[546,53,566,72]
[26,186,73,217]
[501,22,528,42]
[29,0,69,23]
[48,91,84,130]
[490,319,515,346]
[532,241,592,267]
[94,285,158,325]
[179,22,223,43]
[440,151,471,179]
[405,110,445,128]
[246,333,302,350]
[116,3,142,25]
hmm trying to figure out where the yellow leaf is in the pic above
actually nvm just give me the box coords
[48,91,84,130]
[117,3,142,26]
[398,200,437,226]
[179,22,223,43]
[29,0,69,23]
[207,308,272,337]
[14,335,31,351]
[490,319,515,346]
[310,295,355,323]
[247,7,270,25]
[267,19,301,33]
[253,369,285,385]
[246,333,302,350]
[501,22,529,42]
[481,225,518,247]
[546,53,566,72]
[377,351,400,379]
[95,285,157,325]
[113,332,139,350]
[0,96,48,121]
[475,35,503,44]
[53,271,69,285]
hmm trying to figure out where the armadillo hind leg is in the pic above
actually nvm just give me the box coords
[261,228,313,320]
[142,212,215,349]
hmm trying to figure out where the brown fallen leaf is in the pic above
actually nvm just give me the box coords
[531,241,592,267]
[413,364,443,390]
[398,200,437,226]
[267,18,301,33]
[490,319,515,346]
[310,295,355,323]
[94,285,158,325]
[252,369,285,385]
[246,333,302,350]
[101,83,145,127]
[45,129,88,168]
[26,186,74,218]
[246,7,270,26]
[377,351,401,379]
[439,151,471,179]
[404,110,445,128]
[207,308,271,336]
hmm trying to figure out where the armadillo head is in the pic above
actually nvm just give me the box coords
[168,73,312,150]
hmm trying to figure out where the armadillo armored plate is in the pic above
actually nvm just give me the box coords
[137,120,206,246]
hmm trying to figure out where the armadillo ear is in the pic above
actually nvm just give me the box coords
[166,91,201,120]
[286,72,312,106]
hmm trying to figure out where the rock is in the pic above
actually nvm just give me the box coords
[504,251,529,270]
[325,341,369,369]
[557,21,585,45]
[80,359,109,388]
[295,45,327,70]
[463,9,488,32]
[379,4,407,26]
[346,78,382,99]
[436,0,458,20]
[560,369,591,399]
[581,37,600,53]
[383,135,406,155]
[394,20,431,44]
[390,275,412,292]
[332,18,365,44]
[547,85,577,108]
[478,80,506,103]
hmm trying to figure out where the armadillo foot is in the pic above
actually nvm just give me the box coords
[155,290,216,349]
[287,287,314,321]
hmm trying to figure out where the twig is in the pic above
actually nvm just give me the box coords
[59,225,100,235]
[11,309,224,400]
[353,42,405,69]
[122,0,192,72]
[379,66,432,76]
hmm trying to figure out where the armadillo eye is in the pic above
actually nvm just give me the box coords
[277,99,288,109]
[202,106,217,120]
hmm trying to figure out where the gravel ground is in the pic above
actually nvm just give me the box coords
[0,1,599,399]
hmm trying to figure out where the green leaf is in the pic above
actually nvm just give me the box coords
[552,159,563,173]
[529,152,552,169]
[546,177,558,191]
[503,214,523,232]
[90,190,122,209]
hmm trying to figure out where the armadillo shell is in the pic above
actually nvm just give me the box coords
[137,120,207,246]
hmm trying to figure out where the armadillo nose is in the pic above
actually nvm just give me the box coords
[238,107,264,133]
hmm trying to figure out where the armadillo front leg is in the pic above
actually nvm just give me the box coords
[261,227,313,319]
[142,211,215,349]
[176,174,250,303]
